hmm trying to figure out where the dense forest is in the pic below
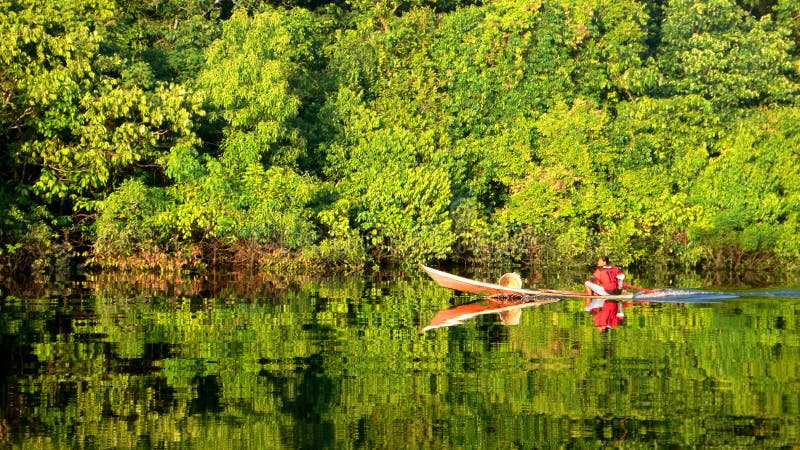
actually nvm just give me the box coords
[1,0,799,281]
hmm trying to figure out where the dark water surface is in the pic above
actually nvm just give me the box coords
[1,274,799,448]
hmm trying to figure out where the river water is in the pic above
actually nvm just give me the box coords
[1,271,799,448]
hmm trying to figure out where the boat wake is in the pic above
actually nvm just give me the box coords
[636,289,739,302]
[739,289,800,298]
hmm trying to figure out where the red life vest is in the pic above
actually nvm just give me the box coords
[592,265,624,294]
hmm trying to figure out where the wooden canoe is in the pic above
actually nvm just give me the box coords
[418,263,635,299]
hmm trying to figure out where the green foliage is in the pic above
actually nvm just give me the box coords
[2,0,800,276]
[95,164,321,257]
[93,178,175,259]
[1,0,202,205]
[430,1,577,127]
[111,0,222,83]
[689,107,800,271]
[197,7,324,171]
[774,0,800,47]
[564,0,650,102]
[0,0,112,137]
[355,164,454,263]
[322,89,455,262]
[0,204,60,280]
[609,95,719,268]
[311,210,367,271]
[236,165,320,247]
[27,83,200,205]
[89,6,328,270]
[658,0,798,108]
[498,99,616,264]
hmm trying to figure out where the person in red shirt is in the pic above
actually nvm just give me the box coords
[585,256,628,295]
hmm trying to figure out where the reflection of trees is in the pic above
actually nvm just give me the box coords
[0,281,798,447]
[85,270,323,300]
[191,375,223,414]
[282,353,336,448]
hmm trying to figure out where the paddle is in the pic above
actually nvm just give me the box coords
[624,283,659,294]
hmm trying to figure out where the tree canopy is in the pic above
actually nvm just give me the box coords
[1,0,798,281]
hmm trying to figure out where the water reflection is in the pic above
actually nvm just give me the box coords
[418,297,562,332]
[1,278,799,448]
[420,297,647,334]
[584,299,626,332]
[420,289,737,333]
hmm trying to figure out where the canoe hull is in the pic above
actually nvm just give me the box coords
[419,264,634,299]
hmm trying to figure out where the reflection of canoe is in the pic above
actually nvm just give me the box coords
[419,264,634,299]
[418,297,561,332]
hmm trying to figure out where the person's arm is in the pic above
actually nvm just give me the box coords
[622,281,657,293]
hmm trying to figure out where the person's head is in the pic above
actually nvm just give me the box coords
[597,255,610,266]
